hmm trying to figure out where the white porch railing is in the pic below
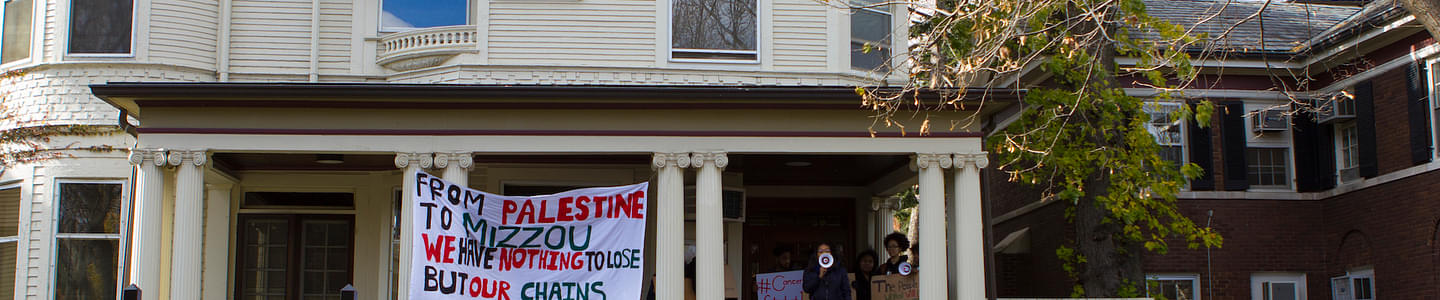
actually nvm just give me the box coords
[376,25,479,70]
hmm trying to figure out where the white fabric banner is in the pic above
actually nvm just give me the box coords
[409,170,649,300]
[754,270,805,300]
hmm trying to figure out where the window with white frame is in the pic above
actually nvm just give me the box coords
[1146,274,1199,300]
[1331,267,1374,300]
[0,185,18,298]
[1252,273,1305,300]
[1145,103,1186,167]
[1,0,33,64]
[67,0,132,54]
[54,182,124,299]
[850,0,890,72]
[1335,121,1360,183]
[380,0,468,32]
[671,0,757,60]
[1247,147,1290,188]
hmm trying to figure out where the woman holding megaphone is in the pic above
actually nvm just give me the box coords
[802,243,851,300]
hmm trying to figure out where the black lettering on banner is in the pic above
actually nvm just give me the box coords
[420,202,438,230]
[467,190,485,210]
[429,177,446,200]
[424,265,440,291]
[544,226,566,250]
[440,206,453,230]
[447,185,463,205]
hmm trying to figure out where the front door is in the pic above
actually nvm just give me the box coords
[235,214,354,300]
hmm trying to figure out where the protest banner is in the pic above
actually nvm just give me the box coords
[408,170,649,300]
[755,270,805,300]
[869,274,918,300]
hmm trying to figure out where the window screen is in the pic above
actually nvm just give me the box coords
[68,0,132,54]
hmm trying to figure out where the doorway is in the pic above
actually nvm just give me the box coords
[742,197,856,300]
[234,214,354,300]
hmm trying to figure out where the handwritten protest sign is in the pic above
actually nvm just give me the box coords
[869,274,918,300]
[755,270,805,300]
[409,170,649,300]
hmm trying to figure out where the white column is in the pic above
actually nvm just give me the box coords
[953,153,988,300]
[872,196,896,261]
[395,153,433,300]
[436,152,473,187]
[127,149,166,300]
[651,153,690,300]
[692,151,727,300]
[168,150,206,300]
[914,153,950,300]
[201,183,233,300]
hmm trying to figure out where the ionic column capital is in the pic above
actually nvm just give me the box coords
[434,152,474,169]
[394,152,434,169]
[128,148,168,167]
[952,152,989,170]
[690,151,728,170]
[651,152,693,170]
[871,196,899,211]
[912,153,952,170]
[165,150,208,167]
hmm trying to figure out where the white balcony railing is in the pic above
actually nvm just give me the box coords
[376,25,479,71]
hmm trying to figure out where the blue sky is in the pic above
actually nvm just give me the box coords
[383,0,467,28]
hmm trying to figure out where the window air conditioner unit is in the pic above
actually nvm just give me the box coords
[1251,109,1288,133]
[1317,98,1356,124]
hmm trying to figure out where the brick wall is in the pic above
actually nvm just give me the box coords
[1321,168,1440,299]
[1370,67,1419,175]
[1142,199,1326,300]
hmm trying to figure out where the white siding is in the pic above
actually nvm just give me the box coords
[771,0,827,71]
[318,0,351,74]
[22,167,42,300]
[150,0,219,70]
[229,0,312,75]
[488,0,656,67]
[42,0,58,61]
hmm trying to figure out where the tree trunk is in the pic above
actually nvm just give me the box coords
[1067,2,1146,297]
[1398,0,1440,41]
[906,206,919,262]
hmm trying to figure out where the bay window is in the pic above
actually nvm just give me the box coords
[68,0,133,55]
[1,0,33,64]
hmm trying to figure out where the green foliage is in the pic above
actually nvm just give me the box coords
[876,0,1227,294]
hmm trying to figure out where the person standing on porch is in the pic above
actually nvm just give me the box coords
[803,243,851,300]
[878,232,911,275]
[852,250,879,300]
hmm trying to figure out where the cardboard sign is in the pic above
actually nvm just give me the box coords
[408,170,649,300]
[870,274,918,300]
[755,270,806,300]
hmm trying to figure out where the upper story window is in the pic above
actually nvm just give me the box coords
[1336,120,1360,183]
[1,0,33,64]
[1247,147,1290,189]
[381,0,469,32]
[850,0,890,72]
[68,0,133,55]
[1144,103,1185,167]
[671,0,757,61]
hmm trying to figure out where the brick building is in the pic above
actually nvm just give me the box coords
[990,1,1440,299]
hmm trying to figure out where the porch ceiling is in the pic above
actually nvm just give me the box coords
[211,153,910,187]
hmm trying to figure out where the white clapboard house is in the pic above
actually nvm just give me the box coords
[0,0,1002,299]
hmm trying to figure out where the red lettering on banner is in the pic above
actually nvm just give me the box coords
[517,200,536,225]
[502,200,518,225]
[629,191,646,219]
[571,252,585,269]
[575,196,591,221]
[615,193,631,219]
[594,196,609,218]
[441,235,457,263]
[538,200,556,224]
[557,197,574,222]
[422,234,445,263]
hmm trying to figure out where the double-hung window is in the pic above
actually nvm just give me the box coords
[1335,120,1360,183]
[1247,147,1290,188]
[850,0,890,72]
[54,181,124,299]
[1145,103,1186,167]
[671,0,757,61]
[0,185,18,298]
[1145,274,1199,300]
[1,0,33,64]
[67,0,133,55]
[380,0,469,32]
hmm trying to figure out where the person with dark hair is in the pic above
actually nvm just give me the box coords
[771,245,802,272]
[852,250,879,300]
[802,243,851,300]
[878,232,911,275]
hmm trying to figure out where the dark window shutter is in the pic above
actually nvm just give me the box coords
[1407,63,1433,165]
[1292,103,1334,192]
[1318,122,1337,190]
[1187,101,1215,190]
[1355,81,1379,178]
[1221,101,1249,190]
